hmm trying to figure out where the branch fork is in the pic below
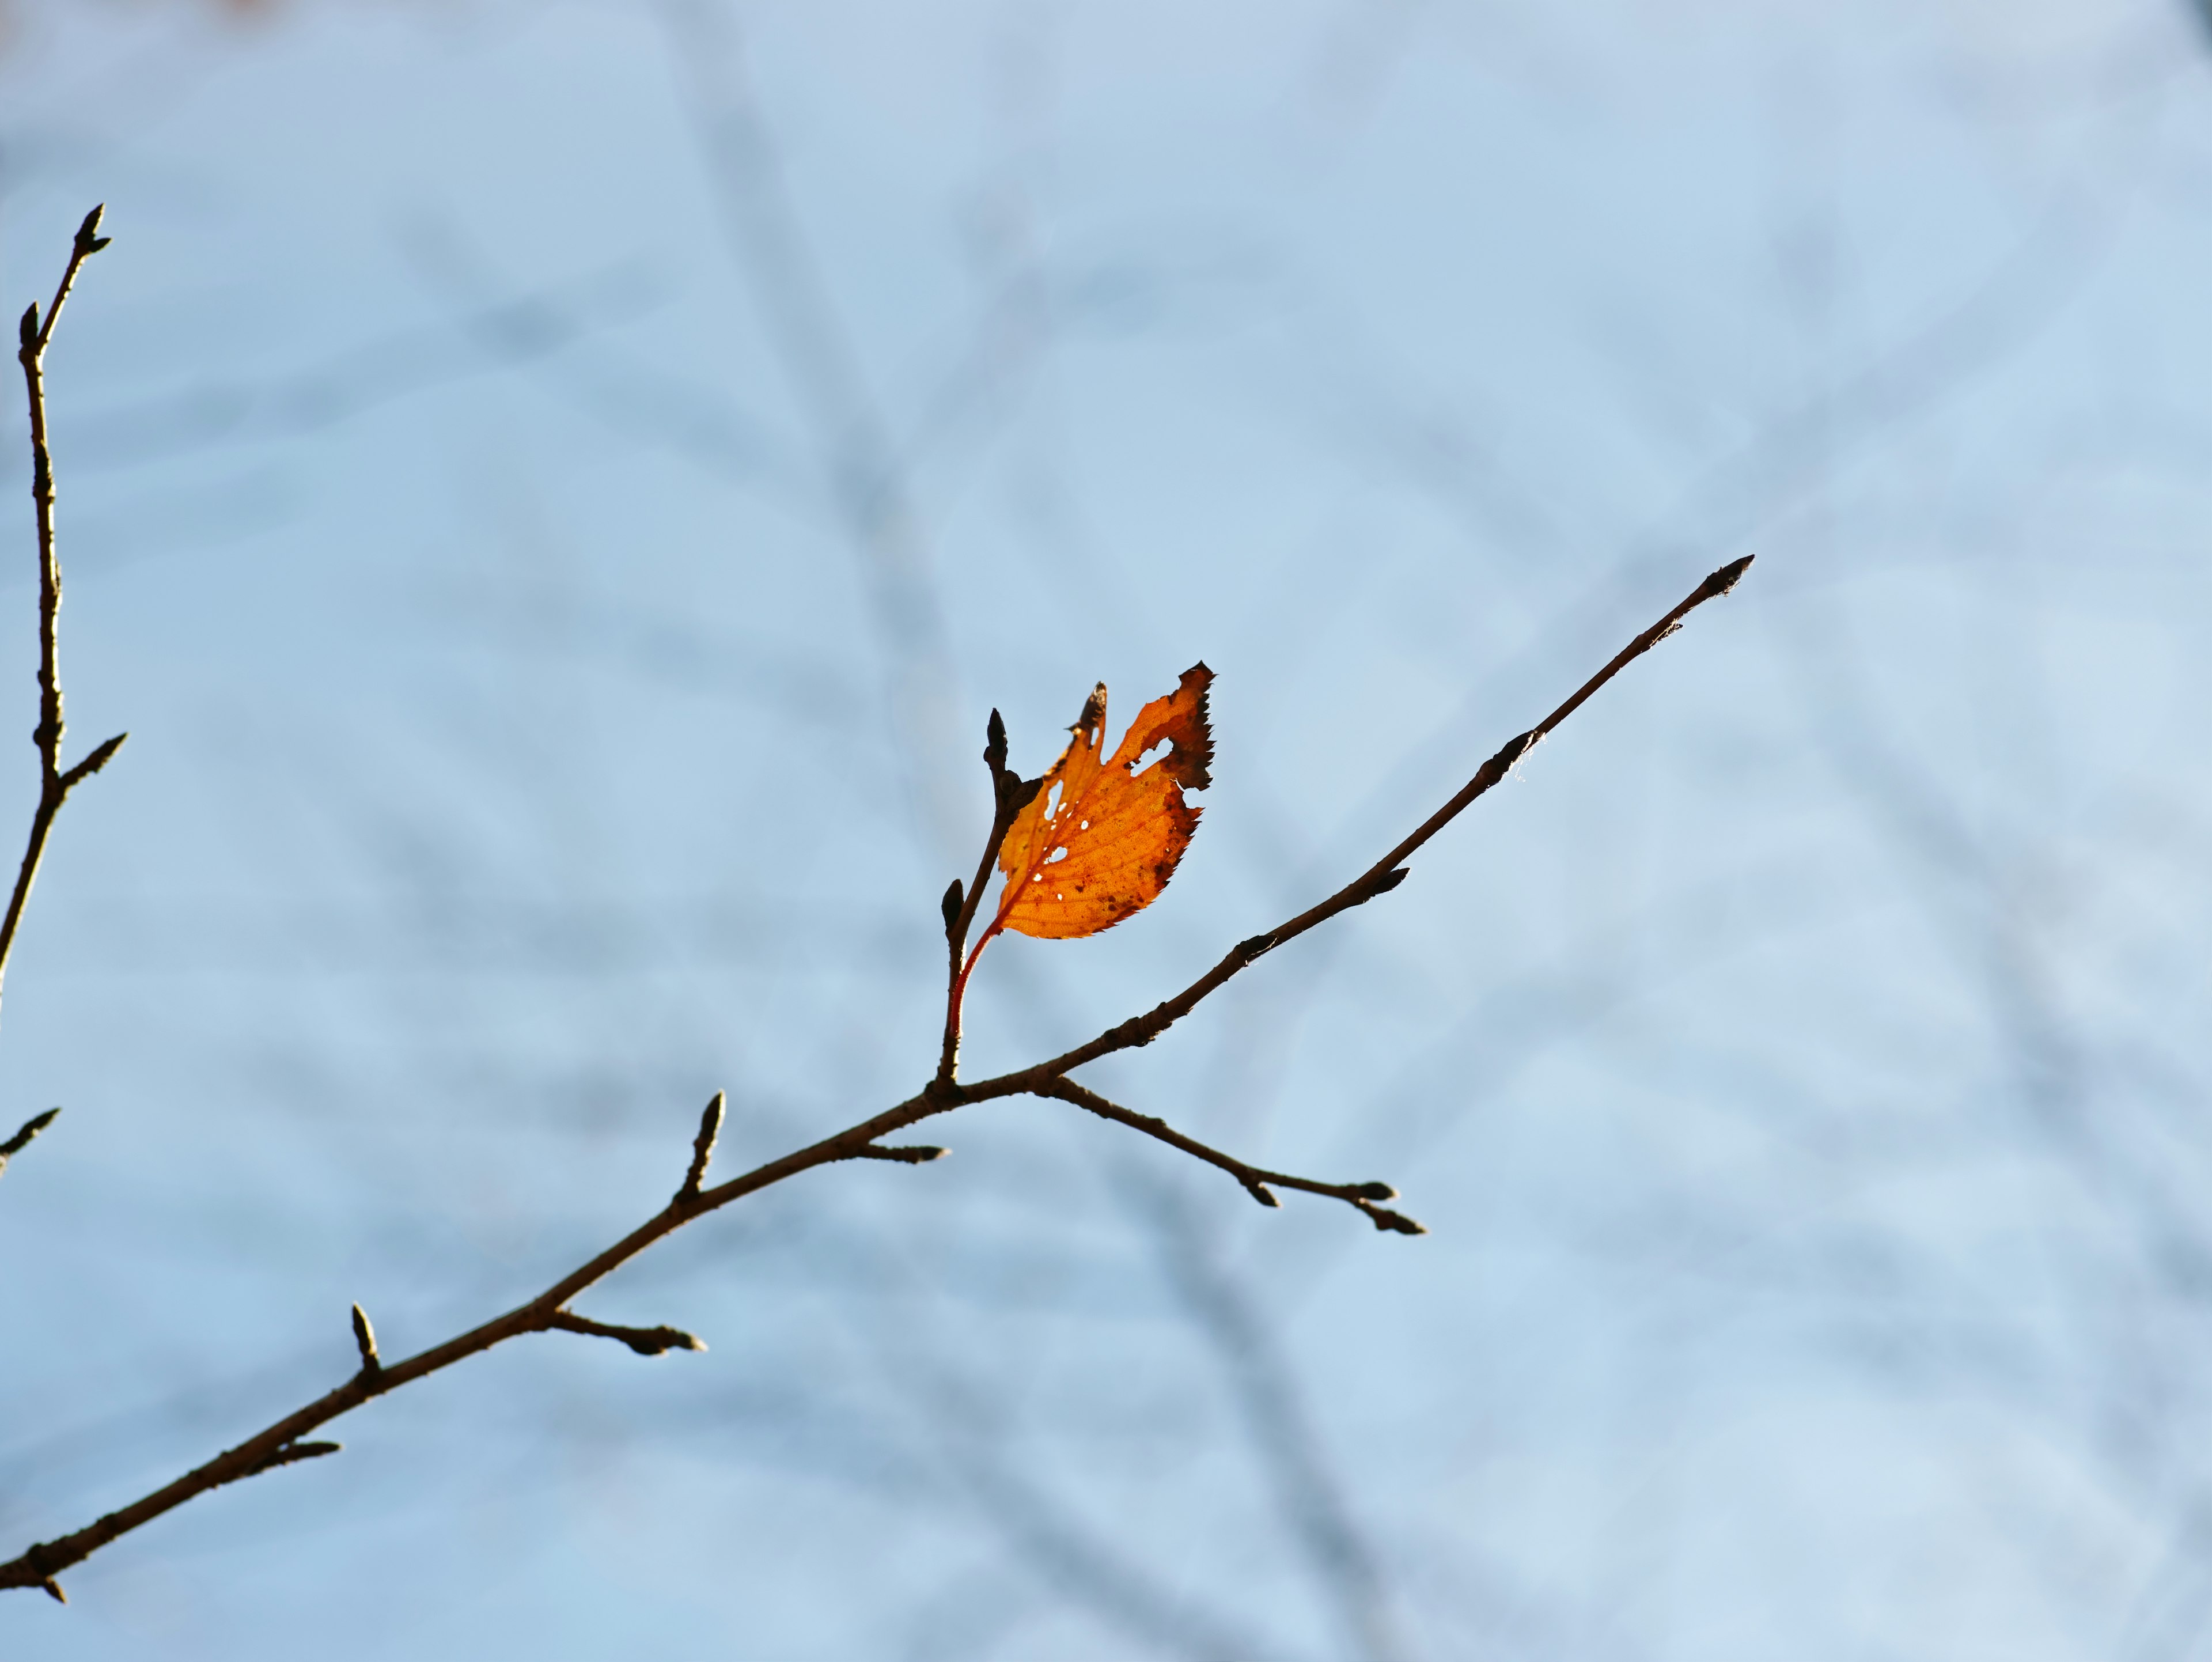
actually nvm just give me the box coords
[0,251,1752,1611]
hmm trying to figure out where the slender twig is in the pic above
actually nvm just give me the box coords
[0,553,1749,1598]
[0,207,124,1024]
[349,1304,381,1377]
[1032,1078,1422,1233]
[934,709,1041,1088]
[0,1106,60,1183]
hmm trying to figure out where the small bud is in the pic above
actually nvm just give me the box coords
[941,878,964,937]
[678,1091,725,1201]
[1365,1206,1427,1236]
[18,304,37,351]
[1706,553,1755,598]
[1349,1181,1397,1202]
[350,1303,381,1373]
[986,707,1007,763]
[1,1106,60,1160]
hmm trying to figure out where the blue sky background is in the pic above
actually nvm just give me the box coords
[2,1,2210,1657]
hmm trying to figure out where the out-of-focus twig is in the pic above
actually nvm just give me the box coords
[1135,1173,1412,1662]
[657,0,969,857]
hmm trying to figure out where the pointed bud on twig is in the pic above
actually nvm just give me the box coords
[984,708,1008,778]
[1,1106,60,1160]
[1363,1205,1426,1236]
[941,878,964,939]
[1241,1179,1281,1208]
[18,304,37,353]
[854,1143,946,1164]
[1347,1181,1397,1202]
[548,1309,705,1356]
[677,1091,725,1202]
[74,205,110,255]
[59,732,127,793]
[1703,553,1755,599]
[41,1578,65,1604]
[249,1440,343,1476]
[350,1303,381,1375]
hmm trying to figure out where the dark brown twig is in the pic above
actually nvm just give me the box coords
[1032,1078,1423,1233]
[934,708,1043,1089]
[246,1441,342,1476]
[0,1106,60,1183]
[0,207,124,1025]
[546,1311,705,1357]
[0,553,1748,1598]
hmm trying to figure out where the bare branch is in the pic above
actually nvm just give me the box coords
[1033,1078,1423,1234]
[0,552,1746,1593]
[0,209,119,1025]
[246,1441,342,1477]
[935,708,1043,1088]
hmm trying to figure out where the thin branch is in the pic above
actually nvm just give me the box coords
[1033,1078,1422,1234]
[961,554,1754,1101]
[934,709,1041,1088]
[0,207,123,1025]
[0,552,1749,1597]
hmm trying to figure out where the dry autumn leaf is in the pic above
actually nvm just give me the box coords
[938,664,1214,1066]
[991,662,1213,940]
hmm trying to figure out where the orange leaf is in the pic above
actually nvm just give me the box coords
[990,663,1213,940]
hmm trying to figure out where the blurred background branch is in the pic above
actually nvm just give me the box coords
[1,0,2208,1657]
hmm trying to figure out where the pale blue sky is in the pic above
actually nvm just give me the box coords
[2,2,2209,1657]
